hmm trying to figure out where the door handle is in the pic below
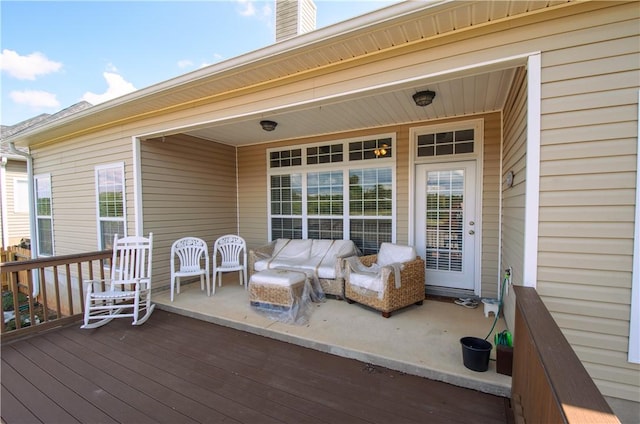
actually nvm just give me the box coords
[468,230,475,235]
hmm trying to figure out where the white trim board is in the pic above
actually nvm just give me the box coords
[523,53,541,289]
[629,90,640,364]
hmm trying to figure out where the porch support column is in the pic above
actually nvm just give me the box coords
[523,53,541,288]
[132,137,144,236]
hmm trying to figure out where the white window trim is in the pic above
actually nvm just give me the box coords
[33,173,54,256]
[266,134,396,244]
[629,90,640,364]
[95,162,127,249]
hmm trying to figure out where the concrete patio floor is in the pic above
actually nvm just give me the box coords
[153,280,512,398]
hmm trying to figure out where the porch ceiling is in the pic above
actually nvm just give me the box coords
[177,67,517,146]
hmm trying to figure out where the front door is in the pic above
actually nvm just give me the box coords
[415,161,477,294]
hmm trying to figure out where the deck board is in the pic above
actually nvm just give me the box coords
[2,310,509,424]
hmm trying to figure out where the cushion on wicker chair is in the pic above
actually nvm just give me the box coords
[376,243,416,267]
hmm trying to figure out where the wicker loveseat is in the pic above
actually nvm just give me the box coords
[344,243,425,318]
[248,239,358,298]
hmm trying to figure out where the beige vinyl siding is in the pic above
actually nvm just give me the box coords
[29,131,134,316]
[237,142,269,251]
[535,3,640,401]
[3,160,30,246]
[501,67,528,332]
[481,112,502,298]
[394,124,409,246]
[31,130,134,256]
[140,135,238,289]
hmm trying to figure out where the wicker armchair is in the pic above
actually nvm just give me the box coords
[344,249,425,318]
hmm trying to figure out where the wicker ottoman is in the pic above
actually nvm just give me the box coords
[249,269,307,310]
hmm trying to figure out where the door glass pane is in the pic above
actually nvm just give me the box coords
[425,170,464,272]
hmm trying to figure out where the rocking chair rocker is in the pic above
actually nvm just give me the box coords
[82,233,155,329]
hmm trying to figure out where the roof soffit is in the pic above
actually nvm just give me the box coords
[7,0,589,147]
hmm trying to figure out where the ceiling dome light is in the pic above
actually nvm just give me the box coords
[412,90,436,107]
[260,120,278,131]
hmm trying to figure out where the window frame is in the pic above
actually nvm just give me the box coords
[33,173,54,256]
[95,162,127,250]
[267,134,396,252]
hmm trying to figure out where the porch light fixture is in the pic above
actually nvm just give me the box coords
[260,120,278,131]
[412,90,436,107]
[374,144,389,157]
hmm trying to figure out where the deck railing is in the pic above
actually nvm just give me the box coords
[0,250,112,342]
[512,286,620,423]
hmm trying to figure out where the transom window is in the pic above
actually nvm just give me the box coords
[270,148,302,168]
[417,129,474,157]
[307,144,343,164]
[268,134,395,254]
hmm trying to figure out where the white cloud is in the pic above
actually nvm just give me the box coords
[237,0,256,17]
[177,59,194,69]
[0,49,62,80]
[106,63,119,73]
[261,3,273,21]
[236,0,271,23]
[10,90,60,108]
[81,71,136,104]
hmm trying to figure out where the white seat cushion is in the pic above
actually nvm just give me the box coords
[254,259,270,272]
[377,243,416,267]
[274,239,312,260]
[250,269,306,286]
[319,240,356,279]
[348,270,384,292]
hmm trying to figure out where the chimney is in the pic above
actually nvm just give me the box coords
[275,0,317,42]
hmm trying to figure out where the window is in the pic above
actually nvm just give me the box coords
[13,178,28,213]
[270,149,302,168]
[307,170,344,239]
[270,174,303,239]
[34,174,53,256]
[95,163,126,249]
[417,129,474,157]
[268,135,395,253]
[307,144,343,164]
[349,137,392,161]
[349,168,393,255]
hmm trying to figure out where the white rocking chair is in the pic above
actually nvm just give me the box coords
[170,236,210,301]
[212,234,247,293]
[82,233,155,329]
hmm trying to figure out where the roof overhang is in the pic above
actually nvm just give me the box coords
[2,0,582,148]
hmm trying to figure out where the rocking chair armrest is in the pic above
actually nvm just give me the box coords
[111,278,151,289]
[83,279,105,289]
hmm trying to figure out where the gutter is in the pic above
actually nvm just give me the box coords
[7,142,39,297]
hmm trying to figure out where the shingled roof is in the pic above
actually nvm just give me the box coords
[0,101,93,140]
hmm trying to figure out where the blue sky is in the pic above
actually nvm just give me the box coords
[0,0,399,126]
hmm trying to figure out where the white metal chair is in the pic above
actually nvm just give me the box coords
[212,234,247,293]
[82,233,155,329]
[170,237,210,301]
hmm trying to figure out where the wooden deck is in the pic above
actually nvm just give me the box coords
[2,310,511,424]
